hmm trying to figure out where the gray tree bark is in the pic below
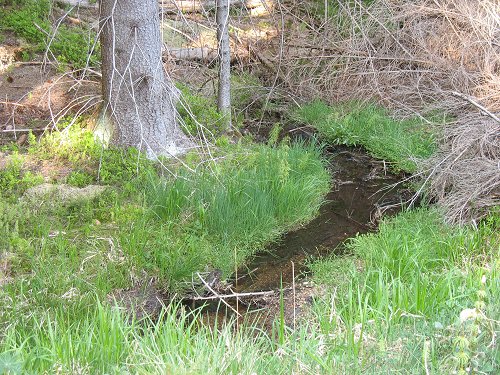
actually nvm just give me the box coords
[216,0,232,129]
[99,0,191,157]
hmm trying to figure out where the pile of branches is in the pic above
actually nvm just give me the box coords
[422,115,499,224]
[276,0,499,113]
[264,0,499,223]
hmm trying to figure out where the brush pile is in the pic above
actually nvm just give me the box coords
[267,0,500,223]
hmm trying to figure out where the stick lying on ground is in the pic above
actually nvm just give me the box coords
[188,290,275,301]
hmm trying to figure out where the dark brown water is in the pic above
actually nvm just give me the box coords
[233,147,409,293]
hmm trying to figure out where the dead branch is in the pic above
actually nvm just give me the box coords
[188,290,275,300]
[160,0,263,13]
[451,91,500,124]
[196,272,241,316]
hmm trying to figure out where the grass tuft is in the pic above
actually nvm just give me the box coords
[310,208,499,373]
[143,141,331,281]
[294,101,437,172]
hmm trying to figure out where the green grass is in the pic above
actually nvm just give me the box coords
[294,100,438,172]
[176,83,228,138]
[1,208,497,374]
[0,302,337,375]
[136,141,331,284]
[0,124,333,373]
[1,113,497,373]
[310,208,499,373]
[0,152,43,197]
[0,0,99,69]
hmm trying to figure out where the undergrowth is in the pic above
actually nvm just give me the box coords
[1,207,497,374]
[310,208,499,373]
[294,100,438,172]
[1,112,497,373]
[0,122,333,373]
[176,81,253,138]
[144,141,330,281]
[0,0,99,69]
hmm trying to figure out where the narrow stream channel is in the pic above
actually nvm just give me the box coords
[233,146,409,293]
[191,139,413,325]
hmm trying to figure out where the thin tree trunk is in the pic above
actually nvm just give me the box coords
[216,0,232,129]
[99,0,191,158]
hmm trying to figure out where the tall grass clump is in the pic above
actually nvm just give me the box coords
[310,208,499,373]
[295,101,436,172]
[145,142,330,277]
[0,301,345,374]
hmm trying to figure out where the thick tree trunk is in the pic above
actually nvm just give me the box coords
[100,0,191,157]
[216,0,232,129]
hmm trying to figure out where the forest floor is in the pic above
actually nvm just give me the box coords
[0,1,499,374]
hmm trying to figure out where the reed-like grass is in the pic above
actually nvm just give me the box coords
[294,101,437,172]
[1,204,497,373]
[310,208,499,373]
[0,137,333,373]
[143,141,331,280]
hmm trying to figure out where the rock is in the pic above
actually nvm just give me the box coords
[23,183,107,204]
[16,133,27,146]
[107,285,168,321]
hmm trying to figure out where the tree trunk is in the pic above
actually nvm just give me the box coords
[216,0,232,129]
[99,0,191,158]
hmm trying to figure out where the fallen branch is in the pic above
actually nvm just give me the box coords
[196,272,241,316]
[451,91,500,124]
[166,47,218,61]
[160,0,264,13]
[55,0,98,9]
[165,46,244,62]
[188,290,275,301]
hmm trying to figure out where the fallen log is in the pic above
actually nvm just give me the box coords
[166,47,218,61]
[160,0,266,13]
[165,46,246,62]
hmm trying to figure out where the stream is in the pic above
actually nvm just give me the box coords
[195,144,411,324]
[233,146,409,293]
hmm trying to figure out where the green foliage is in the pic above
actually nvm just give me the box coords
[0,0,99,69]
[295,100,437,172]
[0,0,50,45]
[28,120,156,187]
[231,72,267,112]
[144,141,330,279]
[176,84,227,137]
[0,133,332,373]
[310,208,499,373]
[0,302,337,375]
[66,170,94,187]
[50,26,99,70]
[0,152,43,196]
[30,121,100,163]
